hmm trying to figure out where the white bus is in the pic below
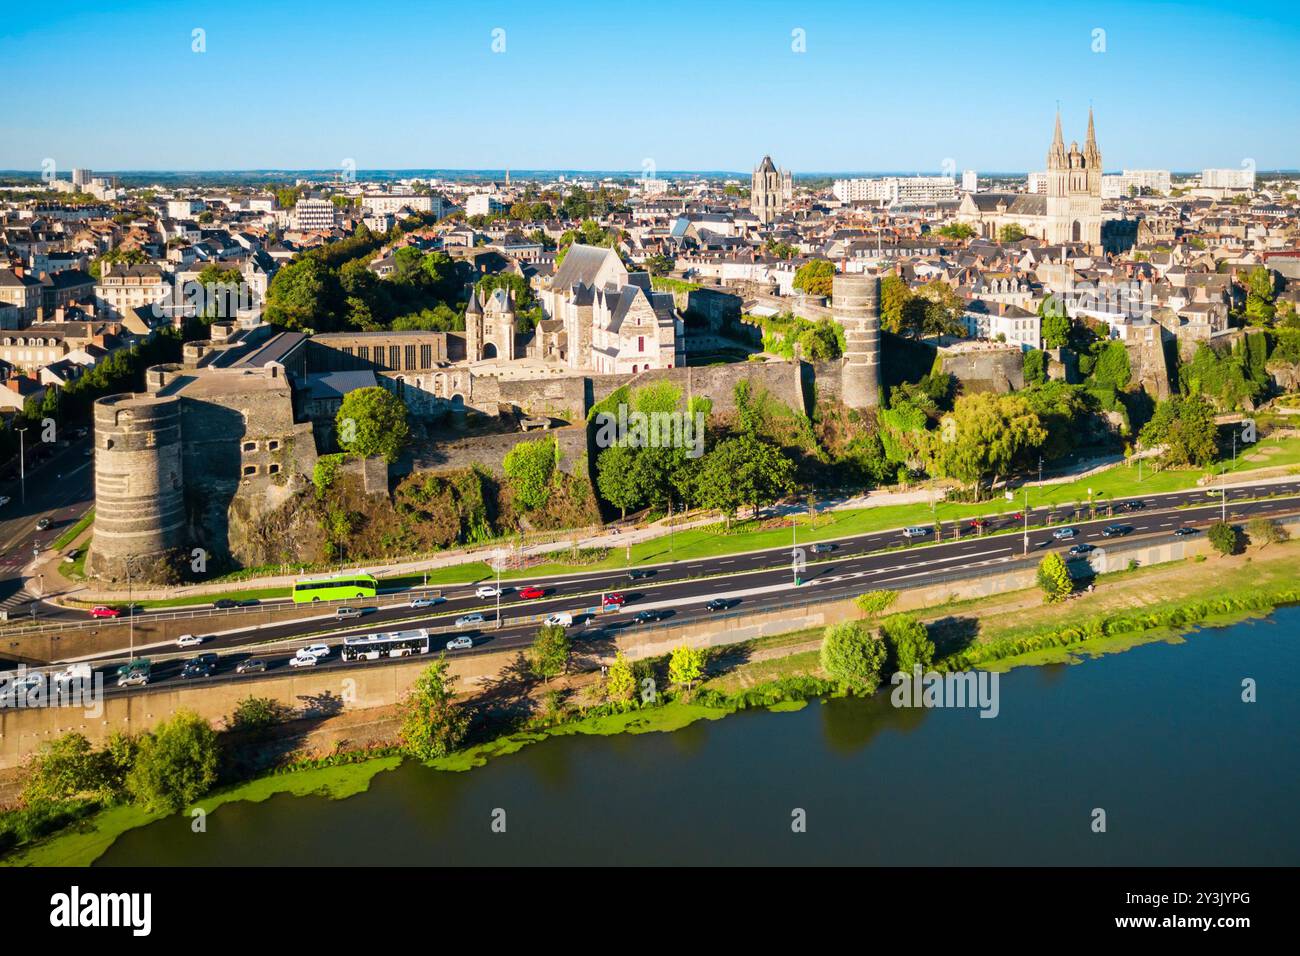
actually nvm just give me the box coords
[341,628,431,662]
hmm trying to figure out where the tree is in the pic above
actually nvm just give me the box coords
[503,435,557,511]
[336,386,410,462]
[644,253,674,276]
[880,613,934,673]
[1247,517,1288,548]
[880,274,912,335]
[125,711,219,813]
[1208,521,1241,556]
[265,257,333,330]
[820,621,887,693]
[605,651,636,703]
[1243,266,1276,326]
[694,434,796,526]
[854,589,899,617]
[793,259,835,298]
[22,733,102,804]
[1023,348,1048,385]
[1036,552,1073,603]
[1139,395,1218,467]
[227,697,291,737]
[530,623,570,683]
[935,223,976,240]
[998,223,1027,242]
[932,392,1047,499]
[399,656,469,759]
[1039,295,1071,348]
[667,645,707,693]
[596,444,644,519]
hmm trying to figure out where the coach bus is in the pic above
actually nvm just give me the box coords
[292,573,379,604]
[341,628,431,662]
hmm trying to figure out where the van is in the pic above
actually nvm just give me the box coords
[902,526,931,539]
[544,612,573,627]
[335,606,362,620]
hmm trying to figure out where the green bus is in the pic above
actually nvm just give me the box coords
[293,574,379,604]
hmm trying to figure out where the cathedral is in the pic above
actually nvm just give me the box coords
[956,110,1104,250]
[751,155,793,224]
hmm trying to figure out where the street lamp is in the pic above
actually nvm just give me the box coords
[15,425,27,505]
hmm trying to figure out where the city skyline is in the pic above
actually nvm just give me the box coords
[2,0,1298,172]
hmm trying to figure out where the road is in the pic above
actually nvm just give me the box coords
[12,482,1298,700]
[0,432,95,620]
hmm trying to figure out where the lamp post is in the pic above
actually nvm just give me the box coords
[792,500,800,587]
[1023,484,1030,556]
[15,425,27,505]
[495,547,503,629]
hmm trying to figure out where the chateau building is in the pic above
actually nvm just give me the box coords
[465,285,517,362]
[751,155,793,224]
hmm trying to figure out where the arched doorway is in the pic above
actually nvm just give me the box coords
[1072,220,1082,242]
[483,342,498,360]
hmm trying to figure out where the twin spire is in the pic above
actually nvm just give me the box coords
[1047,107,1100,168]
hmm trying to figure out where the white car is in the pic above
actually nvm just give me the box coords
[288,654,318,668]
[409,596,444,609]
[176,633,204,648]
[299,643,331,659]
[1052,527,1078,540]
[446,636,474,651]
[475,585,502,599]
[0,495,10,507]
[544,612,573,627]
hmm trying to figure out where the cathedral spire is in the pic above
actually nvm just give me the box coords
[1048,109,1067,168]
[1084,106,1101,164]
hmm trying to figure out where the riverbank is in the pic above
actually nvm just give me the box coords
[5,538,1300,866]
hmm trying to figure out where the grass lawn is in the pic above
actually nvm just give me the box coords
[51,510,93,550]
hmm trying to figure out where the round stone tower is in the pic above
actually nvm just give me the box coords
[85,392,186,581]
[832,274,881,409]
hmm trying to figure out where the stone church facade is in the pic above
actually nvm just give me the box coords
[751,155,793,224]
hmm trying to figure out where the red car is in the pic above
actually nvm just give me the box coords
[969,518,988,529]
[518,586,545,600]
[603,592,626,609]
[90,605,121,619]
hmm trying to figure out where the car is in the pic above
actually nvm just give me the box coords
[299,643,331,659]
[1068,543,1095,555]
[408,595,444,609]
[212,598,239,610]
[335,606,362,619]
[1101,525,1131,538]
[179,658,214,679]
[238,598,260,607]
[811,543,835,554]
[1051,527,1078,540]
[455,613,486,628]
[89,605,121,619]
[83,448,93,458]
[1124,500,1145,510]
[635,609,666,624]
[62,550,78,563]
[969,518,988,529]
[117,670,149,687]
[627,569,654,581]
[475,585,502,599]
[288,654,318,668]
[235,658,267,674]
[1010,511,1024,521]
[446,636,474,651]
[1173,526,1200,537]
[602,592,626,608]
[902,526,931,539]
[705,599,731,612]
[0,495,9,507]
[35,517,50,531]
[544,612,574,627]
[175,633,204,648]
[518,586,545,600]
[4,672,44,692]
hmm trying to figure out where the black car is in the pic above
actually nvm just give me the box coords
[1101,525,1132,538]
[811,543,835,554]
[180,654,217,679]
[627,569,654,581]
[213,598,239,609]
[1173,526,1199,537]
[705,599,732,612]
[238,599,260,607]
[634,609,665,623]
[1124,500,1145,510]
[235,658,267,674]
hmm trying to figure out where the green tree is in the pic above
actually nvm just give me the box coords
[667,645,707,693]
[932,392,1047,499]
[503,435,557,510]
[1023,348,1048,385]
[125,711,219,813]
[793,259,835,298]
[530,623,571,683]
[998,223,1026,242]
[336,386,410,462]
[1036,552,1073,603]
[820,621,887,693]
[605,651,636,703]
[1039,295,1071,348]
[880,613,934,673]
[1139,395,1218,467]
[264,257,333,331]
[1243,266,1276,326]
[22,733,103,805]
[227,697,290,736]
[1207,520,1241,556]
[694,434,796,526]
[398,656,469,759]
[595,444,643,519]
[935,222,976,240]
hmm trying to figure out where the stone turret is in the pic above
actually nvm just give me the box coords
[84,392,186,582]
[832,274,881,409]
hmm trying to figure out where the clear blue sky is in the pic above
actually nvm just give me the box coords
[1,0,1297,173]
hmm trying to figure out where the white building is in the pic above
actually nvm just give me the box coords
[961,170,978,193]
[360,193,444,217]
[832,176,956,204]
[962,299,1040,351]
[1201,168,1255,189]
[290,197,338,231]
[1027,172,1048,195]
[466,193,505,217]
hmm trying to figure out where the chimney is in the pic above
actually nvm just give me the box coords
[13,265,24,279]
[6,378,21,393]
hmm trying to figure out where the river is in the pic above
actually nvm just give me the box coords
[96,608,1300,865]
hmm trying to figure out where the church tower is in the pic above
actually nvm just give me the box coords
[751,155,793,224]
[1046,108,1103,248]
[465,287,484,361]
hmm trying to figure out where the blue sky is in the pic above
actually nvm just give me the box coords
[1,0,1297,173]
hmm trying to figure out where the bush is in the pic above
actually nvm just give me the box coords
[1036,552,1073,603]
[1207,521,1241,556]
[855,589,899,617]
[126,711,220,814]
[820,621,887,693]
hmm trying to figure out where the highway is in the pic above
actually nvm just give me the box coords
[0,431,95,620]
[9,481,1298,700]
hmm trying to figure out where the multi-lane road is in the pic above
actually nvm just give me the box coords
[16,478,1299,699]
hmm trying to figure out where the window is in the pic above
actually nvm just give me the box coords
[268,463,280,475]
[405,345,416,369]
[267,440,280,451]
[638,336,645,353]
[242,465,258,476]
[242,441,257,452]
